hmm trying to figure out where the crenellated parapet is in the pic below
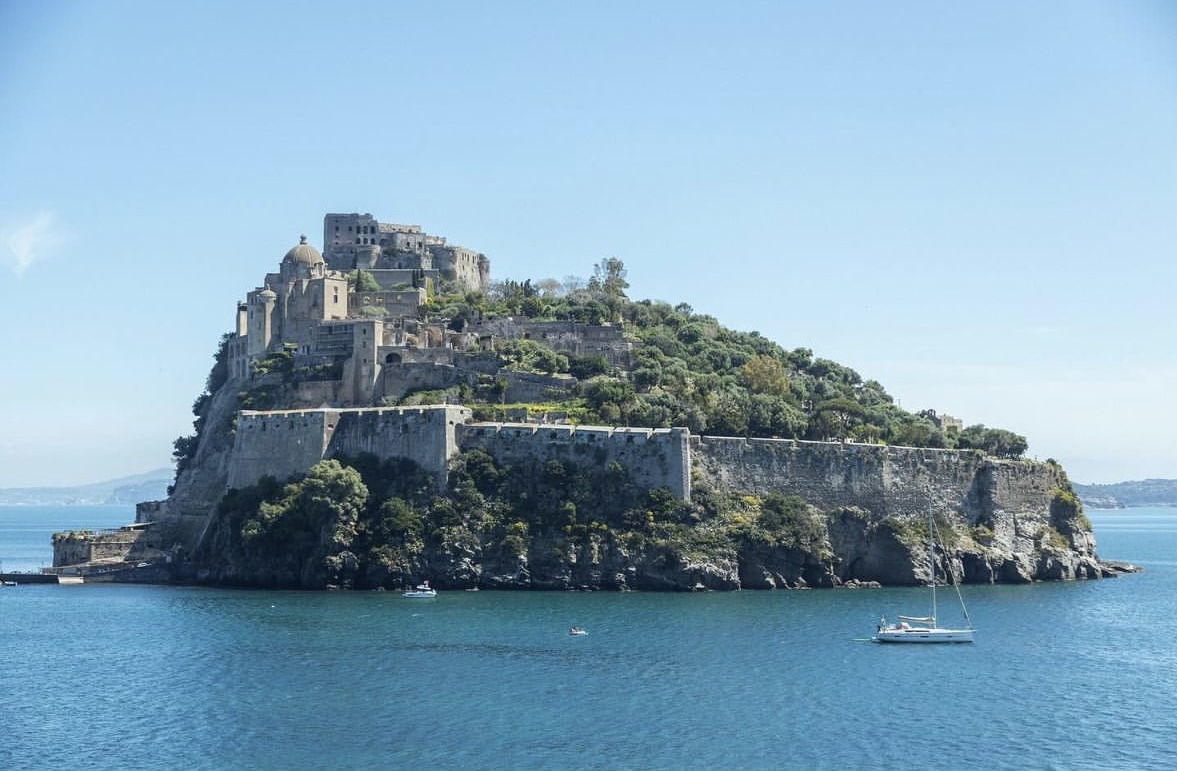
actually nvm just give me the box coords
[225,409,1063,525]
[229,409,338,490]
[691,436,995,513]
[689,435,1068,520]
[229,405,472,491]
[227,407,689,499]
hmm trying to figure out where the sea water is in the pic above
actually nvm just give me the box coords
[1,505,1174,771]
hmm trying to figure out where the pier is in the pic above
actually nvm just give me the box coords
[0,572,71,585]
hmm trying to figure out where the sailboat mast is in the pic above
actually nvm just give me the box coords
[928,506,937,625]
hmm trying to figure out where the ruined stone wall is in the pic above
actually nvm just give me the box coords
[432,245,488,292]
[469,319,632,367]
[52,530,142,566]
[499,372,577,404]
[293,380,342,406]
[377,362,473,403]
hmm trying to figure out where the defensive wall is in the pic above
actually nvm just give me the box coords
[691,435,1062,517]
[457,423,691,500]
[227,405,690,499]
[229,405,471,491]
[225,407,1057,520]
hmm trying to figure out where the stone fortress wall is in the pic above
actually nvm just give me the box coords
[224,405,1051,522]
[457,423,692,500]
[227,405,690,500]
[228,405,471,491]
[690,435,1059,517]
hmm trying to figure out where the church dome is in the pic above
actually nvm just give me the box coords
[283,235,324,266]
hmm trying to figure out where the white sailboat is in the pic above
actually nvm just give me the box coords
[874,507,975,644]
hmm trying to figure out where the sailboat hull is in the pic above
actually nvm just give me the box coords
[874,627,974,644]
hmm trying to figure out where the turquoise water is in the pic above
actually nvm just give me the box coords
[0,504,136,573]
[1,506,1174,770]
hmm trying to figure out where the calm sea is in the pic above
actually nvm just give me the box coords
[1,505,1174,771]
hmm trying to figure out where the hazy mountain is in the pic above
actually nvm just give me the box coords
[0,468,173,506]
[1073,479,1177,509]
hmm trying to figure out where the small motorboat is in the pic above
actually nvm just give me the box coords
[403,581,437,598]
[569,626,588,636]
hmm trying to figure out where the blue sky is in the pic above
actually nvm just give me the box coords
[2,1,1175,488]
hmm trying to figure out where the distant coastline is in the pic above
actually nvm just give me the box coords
[0,469,172,507]
[1072,479,1177,510]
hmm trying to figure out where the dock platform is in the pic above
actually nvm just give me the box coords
[0,572,79,585]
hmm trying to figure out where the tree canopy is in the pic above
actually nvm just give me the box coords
[403,257,1029,454]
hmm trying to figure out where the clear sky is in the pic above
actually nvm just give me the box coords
[2,1,1175,488]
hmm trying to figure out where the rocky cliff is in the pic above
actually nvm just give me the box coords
[110,403,1129,590]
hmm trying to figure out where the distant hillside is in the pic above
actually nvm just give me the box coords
[0,468,173,506]
[1073,479,1177,509]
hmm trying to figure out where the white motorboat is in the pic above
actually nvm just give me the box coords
[874,506,975,644]
[403,581,437,598]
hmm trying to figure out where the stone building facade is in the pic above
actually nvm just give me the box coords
[226,219,633,413]
[323,212,490,293]
[227,217,490,403]
[228,236,350,381]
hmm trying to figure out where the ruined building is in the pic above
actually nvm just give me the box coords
[322,212,490,294]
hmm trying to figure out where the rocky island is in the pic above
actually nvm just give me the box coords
[50,212,1134,590]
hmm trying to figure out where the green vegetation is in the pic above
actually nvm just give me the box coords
[1039,525,1070,551]
[1050,485,1092,532]
[882,511,961,549]
[498,339,570,375]
[416,257,1027,454]
[349,269,382,292]
[251,350,294,377]
[731,493,820,548]
[207,450,844,590]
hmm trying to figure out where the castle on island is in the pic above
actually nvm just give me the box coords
[45,211,1099,590]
